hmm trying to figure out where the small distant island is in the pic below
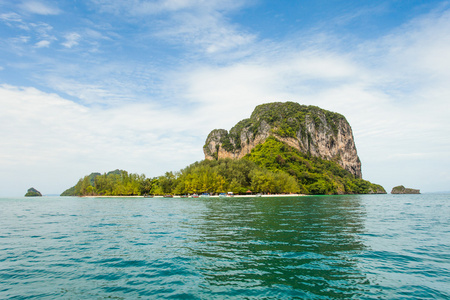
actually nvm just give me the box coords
[25,187,42,197]
[391,185,420,194]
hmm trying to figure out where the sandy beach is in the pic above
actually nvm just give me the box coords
[81,194,306,198]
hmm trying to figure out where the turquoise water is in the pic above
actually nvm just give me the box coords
[0,194,449,299]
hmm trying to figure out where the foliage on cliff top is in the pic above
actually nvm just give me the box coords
[251,101,345,124]
[243,137,385,195]
[248,101,347,138]
[205,101,348,153]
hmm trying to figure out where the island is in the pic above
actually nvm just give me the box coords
[62,102,386,196]
[391,185,420,194]
[25,187,42,197]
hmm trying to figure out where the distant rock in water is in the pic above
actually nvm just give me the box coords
[391,185,420,194]
[25,187,42,197]
[204,102,362,178]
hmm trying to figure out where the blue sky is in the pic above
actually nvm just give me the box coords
[1,0,449,196]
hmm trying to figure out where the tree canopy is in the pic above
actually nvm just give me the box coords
[25,187,42,197]
[243,137,385,194]
[61,138,385,197]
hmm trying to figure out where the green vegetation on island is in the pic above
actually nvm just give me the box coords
[61,170,146,196]
[244,137,384,194]
[60,161,297,197]
[203,101,363,179]
[61,137,385,197]
[61,102,385,197]
[25,187,42,197]
[391,185,420,194]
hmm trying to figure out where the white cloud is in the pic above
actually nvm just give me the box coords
[30,21,53,35]
[0,12,23,23]
[92,0,255,53]
[34,39,50,48]
[10,35,30,45]
[19,1,61,15]
[84,28,108,40]
[2,2,449,194]
[62,32,81,48]
[1,15,56,51]
[360,9,450,89]
[158,11,256,53]
[173,7,450,192]
[0,12,30,30]
[92,0,244,15]
[0,84,204,196]
[46,77,116,104]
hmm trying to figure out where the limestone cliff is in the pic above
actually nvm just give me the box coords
[204,102,362,178]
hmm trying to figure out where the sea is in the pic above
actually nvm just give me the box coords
[0,194,449,299]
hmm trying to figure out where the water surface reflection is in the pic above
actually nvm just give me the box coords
[188,196,369,298]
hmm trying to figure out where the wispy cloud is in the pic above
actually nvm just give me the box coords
[92,0,255,54]
[19,1,61,15]
[1,13,56,52]
[8,35,31,52]
[159,11,256,54]
[170,7,450,192]
[34,39,50,48]
[1,2,450,194]
[0,12,23,23]
[29,22,56,43]
[92,0,245,15]
[0,12,31,30]
[62,32,81,48]
[0,84,203,195]
[46,77,131,105]
[331,3,389,27]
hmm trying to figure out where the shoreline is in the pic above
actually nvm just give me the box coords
[81,194,306,198]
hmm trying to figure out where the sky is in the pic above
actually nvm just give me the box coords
[1,0,449,196]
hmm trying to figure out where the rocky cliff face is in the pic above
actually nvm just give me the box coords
[203,102,362,178]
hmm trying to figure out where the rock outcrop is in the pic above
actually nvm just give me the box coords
[391,185,420,194]
[25,187,42,197]
[204,102,362,178]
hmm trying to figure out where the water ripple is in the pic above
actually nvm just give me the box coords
[0,195,449,299]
